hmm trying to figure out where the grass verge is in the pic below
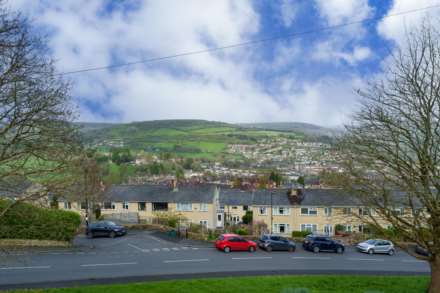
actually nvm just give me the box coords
[10,275,429,293]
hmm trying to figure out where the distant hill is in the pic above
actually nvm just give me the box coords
[78,119,303,159]
[238,122,342,137]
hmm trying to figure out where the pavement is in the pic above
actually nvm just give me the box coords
[0,230,430,290]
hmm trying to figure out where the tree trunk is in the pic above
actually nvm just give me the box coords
[429,257,440,293]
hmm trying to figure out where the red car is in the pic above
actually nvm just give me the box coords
[215,234,257,253]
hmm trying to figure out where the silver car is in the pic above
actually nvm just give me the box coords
[357,239,395,255]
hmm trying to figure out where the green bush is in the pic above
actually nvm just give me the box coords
[0,199,81,242]
[242,211,253,224]
[291,231,310,238]
[235,228,248,235]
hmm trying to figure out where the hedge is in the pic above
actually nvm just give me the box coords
[291,231,311,238]
[0,199,81,242]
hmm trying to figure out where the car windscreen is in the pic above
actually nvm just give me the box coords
[105,221,117,226]
[366,239,377,244]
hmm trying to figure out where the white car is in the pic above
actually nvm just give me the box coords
[357,239,395,255]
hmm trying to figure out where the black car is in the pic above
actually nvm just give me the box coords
[303,235,344,253]
[258,234,296,252]
[86,221,126,238]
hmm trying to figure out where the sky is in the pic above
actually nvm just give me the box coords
[9,0,440,127]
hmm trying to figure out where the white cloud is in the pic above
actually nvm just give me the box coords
[279,0,298,27]
[377,0,439,45]
[315,0,372,26]
[8,0,371,126]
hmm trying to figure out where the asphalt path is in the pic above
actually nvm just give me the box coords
[0,231,430,290]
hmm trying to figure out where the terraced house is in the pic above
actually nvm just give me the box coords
[59,183,407,235]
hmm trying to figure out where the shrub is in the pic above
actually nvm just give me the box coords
[235,228,248,235]
[242,211,253,224]
[335,224,345,232]
[0,199,81,242]
[291,231,310,238]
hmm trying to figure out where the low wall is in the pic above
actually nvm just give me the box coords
[0,239,70,248]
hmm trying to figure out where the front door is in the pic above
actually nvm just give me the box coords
[216,213,223,227]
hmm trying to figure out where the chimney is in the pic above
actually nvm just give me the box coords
[287,188,304,204]
[170,179,178,192]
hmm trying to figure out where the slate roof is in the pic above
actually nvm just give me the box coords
[105,184,216,203]
[103,184,413,207]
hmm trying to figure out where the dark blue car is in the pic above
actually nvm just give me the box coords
[258,234,296,252]
[303,235,344,253]
[86,221,126,238]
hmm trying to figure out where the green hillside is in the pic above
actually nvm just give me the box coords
[80,119,302,159]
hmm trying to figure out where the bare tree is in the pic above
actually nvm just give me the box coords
[340,20,440,292]
[0,3,80,215]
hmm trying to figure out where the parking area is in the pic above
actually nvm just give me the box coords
[0,230,430,289]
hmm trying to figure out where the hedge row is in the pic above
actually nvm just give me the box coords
[0,199,81,242]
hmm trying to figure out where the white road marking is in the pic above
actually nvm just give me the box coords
[0,266,51,270]
[128,243,148,253]
[163,259,209,263]
[291,256,332,260]
[347,258,384,262]
[232,257,273,260]
[171,247,180,251]
[162,248,170,251]
[152,248,160,252]
[80,262,137,267]
[192,247,199,250]
[181,247,189,250]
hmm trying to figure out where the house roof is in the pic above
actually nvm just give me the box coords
[100,184,414,208]
[105,184,216,203]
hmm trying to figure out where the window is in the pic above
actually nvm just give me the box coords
[64,202,71,209]
[199,220,208,227]
[273,223,290,234]
[324,224,333,235]
[392,208,404,216]
[344,225,352,232]
[231,216,240,224]
[358,224,370,233]
[259,207,267,215]
[217,214,222,221]
[177,203,192,211]
[232,206,238,210]
[273,206,290,216]
[123,201,129,210]
[300,224,317,232]
[342,208,352,215]
[324,207,332,217]
[80,202,88,210]
[243,205,249,211]
[153,202,168,211]
[103,202,115,210]
[359,208,370,216]
[301,207,317,216]
[138,202,146,211]
[199,203,208,212]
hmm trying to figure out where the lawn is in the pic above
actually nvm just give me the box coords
[12,275,429,293]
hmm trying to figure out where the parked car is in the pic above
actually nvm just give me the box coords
[258,234,296,252]
[415,244,432,257]
[86,221,127,238]
[215,234,257,253]
[356,239,395,255]
[303,235,344,253]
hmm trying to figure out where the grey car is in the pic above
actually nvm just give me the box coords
[357,239,395,255]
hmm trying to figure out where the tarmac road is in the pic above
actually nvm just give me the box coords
[0,230,430,290]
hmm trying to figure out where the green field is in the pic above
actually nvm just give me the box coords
[80,120,302,159]
[11,275,430,293]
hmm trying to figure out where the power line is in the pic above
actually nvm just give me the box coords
[57,4,440,76]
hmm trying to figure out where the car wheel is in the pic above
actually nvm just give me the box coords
[266,246,273,252]
[288,246,295,253]
[86,232,94,239]
[336,247,343,254]
[224,246,231,253]
[313,246,320,253]
[248,246,255,252]
[109,231,116,238]
[388,249,395,256]
[368,249,374,255]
